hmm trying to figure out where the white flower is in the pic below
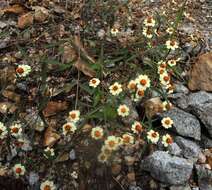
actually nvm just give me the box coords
[104,136,119,151]
[0,122,7,139]
[127,80,137,91]
[162,134,173,147]
[117,104,130,117]
[98,153,108,163]
[136,74,151,90]
[167,59,177,67]
[160,72,170,86]
[131,121,143,134]
[62,122,77,135]
[165,40,179,50]
[71,171,78,179]
[40,180,56,190]
[68,110,80,123]
[147,130,159,144]
[143,16,156,27]
[16,65,31,77]
[91,126,104,140]
[110,28,119,36]
[89,78,100,88]
[135,88,145,100]
[10,123,22,137]
[143,27,153,38]
[13,164,26,177]
[122,133,134,145]
[166,27,174,34]
[44,147,55,158]
[162,101,173,111]
[109,82,122,96]
[161,117,173,129]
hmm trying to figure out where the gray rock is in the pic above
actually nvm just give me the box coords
[170,184,191,190]
[196,165,212,190]
[168,143,182,156]
[129,185,143,190]
[141,151,193,185]
[0,21,7,29]
[28,172,39,186]
[162,107,201,140]
[175,136,201,161]
[201,135,212,149]
[174,83,189,94]
[187,92,212,137]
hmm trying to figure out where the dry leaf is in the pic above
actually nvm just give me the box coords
[43,127,60,147]
[82,124,92,133]
[55,152,69,162]
[144,97,163,118]
[62,43,77,63]
[3,4,27,15]
[18,12,34,29]
[74,58,96,77]
[43,101,68,117]
[2,90,21,103]
[0,102,17,114]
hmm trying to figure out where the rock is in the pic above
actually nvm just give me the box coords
[0,36,10,49]
[168,143,182,156]
[175,136,201,161]
[18,12,34,29]
[141,151,193,185]
[69,149,76,160]
[34,6,49,22]
[201,135,212,149]
[188,52,212,91]
[128,185,143,190]
[162,107,201,140]
[174,83,189,94]
[196,165,212,190]
[0,21,7,29]
[28,172,39,186]
[186,91,212,137]
[170,184,191,190]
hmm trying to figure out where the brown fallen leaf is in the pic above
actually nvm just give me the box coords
[0,102,17,114]
[3,4,27,15]
[42,101,68,117]
[0,67,16,84]
[62,43,77,63]
[18,12,34,29]
[43,127,60,147]
[2,90,21,103]
[74,58,96,77]
[82,124,92,133]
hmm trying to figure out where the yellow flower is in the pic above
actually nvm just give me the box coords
[109,82,122,96]
[13,164,25,177]
[68,110,80,123]
[105,136,119,151]
[136,74,151,90]
[16,64,31,77]
[91,126,104,140]
[40,180,56,190]
[122,133,134,145]
[162,134,173,147]
[10,123,22,138]
[165,40,179,50]
[117,104,130,117]
[131,121,143,134]
[89,78,100,88]
[62,122,77,135]
[98,153,108,163]
[147,130,159,144]
[161,117,173,129]
[143,16,156,27]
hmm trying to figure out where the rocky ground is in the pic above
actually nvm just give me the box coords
[0,0,212,190]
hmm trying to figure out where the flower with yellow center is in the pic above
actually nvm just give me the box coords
[143,27,153,38]
[167,59,177,67]
[162,101,173,111]
[117,104,130,117]
[166,27,174,34]
[0,122,8,139]
[122,133,134,145]
[161,117,173,129]
[127,80,137,91]
[62,122,77,135]
[136,74,151,90]
[131,121,143,134]
[68,110,80,123]
[13,164,25,177]
[147,130,159,144]
[98,153,108,163]
[16,64,31,77]
[162,134,173,147]
[105,136,119,151]
[143,16,156,27]
[109,82,122,96]
[10,123,22,138]
[165,40,179,50]
[89,78,100,88]
[40,180,56,190]
[91,126,104,140]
